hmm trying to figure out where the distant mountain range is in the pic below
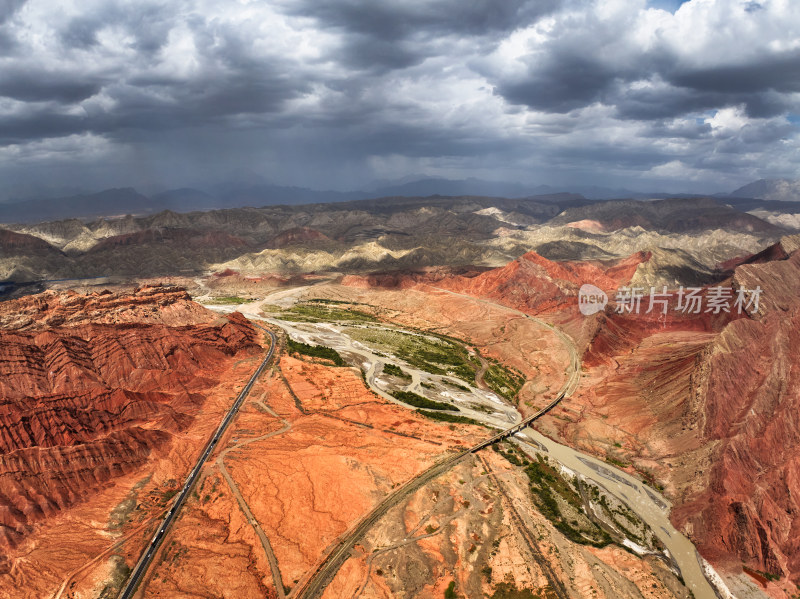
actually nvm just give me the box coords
[1,195,787,286]
[0,189,157,223]
[0,176,797,224]
[729,179,800,202]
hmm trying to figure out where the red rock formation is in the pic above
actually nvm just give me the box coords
[369,245,800,586]
[0,229,61,253]
[717,234,800,275]
[581,297,738,369]
[0,286,259,554]
[673,250,800,583]
[548,245,800,586]
[341,265,490,290]
[732,249,800,315]
[0,284,217,329]
[437,250,649,314]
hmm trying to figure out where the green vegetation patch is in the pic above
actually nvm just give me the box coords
[605,454,630,469]
[343,327,526,400]
[108,496,137,530]
[287,338,345,366]
[97,556,132,599]
[744,566,781,583]
[382,363,411,380]
[444,581,458,599]
[495,444,530,467]
[345,327,478,382]
[637,466,666,492]
[489,583,550,599]
[416,410,484,426]
[393,390,452,411]
[306,298,372,306]
[160,488,179,506]
[447,381,471,392]
[279,302,377,323]
[582,482,649,546]
[209,296,249,304]
[523,455,611,548]
[483,362,526,399]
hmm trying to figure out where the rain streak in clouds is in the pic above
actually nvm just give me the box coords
[0,0,799,195]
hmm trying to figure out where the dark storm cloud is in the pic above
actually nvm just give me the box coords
[628,63,800,120]
[611,84,721,121]
[103,72,308,133]
[59,2,177,54]
[335,37,426,71]
[284,0,560,40]
[489,3,800,126]
[497,53,620,114]
[0,0,799,195]
[0,0,24,55]
[0,0,25,23]
[494,41,800,121]
[668,52,800,95]
[282,0,563,71]
[0,112,84,144]
[113,26,311,128]
[0,29,16,55]
[610,80,795,121]
[0,3,312,145]
[644,118,712,140]
[0,69,103,102]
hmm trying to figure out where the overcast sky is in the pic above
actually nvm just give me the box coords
[0,0,799,198]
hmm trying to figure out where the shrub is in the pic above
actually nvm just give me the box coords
[286,339,345,366]
[383,363,411,379]
[393,390,452,410]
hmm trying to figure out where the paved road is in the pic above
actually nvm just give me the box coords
[434,289,720,599]
[214,295,721,598]
[290,389,575,599]
[51,516,159,599]
[116,327,277,599]
[289,307,580,599]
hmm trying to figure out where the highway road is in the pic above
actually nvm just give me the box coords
[210,294,720,599]
[289,382,577,599]
[116,326,277,599]
[290,306,581,599]
[427,289,720,599]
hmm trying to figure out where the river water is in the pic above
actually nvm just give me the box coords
[206,299,734,599]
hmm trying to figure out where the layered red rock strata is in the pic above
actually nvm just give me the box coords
[0,286,259,556]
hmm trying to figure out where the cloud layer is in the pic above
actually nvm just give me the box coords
[0,0,798,196]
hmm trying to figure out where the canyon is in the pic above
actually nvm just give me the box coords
[0,286,262,597]
[1,196,799,598]
[325,236,800,597]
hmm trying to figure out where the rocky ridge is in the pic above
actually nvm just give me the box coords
[1,196,784,284]
[0,286,259,556]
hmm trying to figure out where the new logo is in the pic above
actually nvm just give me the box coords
[579,284,608,316]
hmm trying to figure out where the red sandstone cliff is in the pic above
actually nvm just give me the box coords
[437,250,648,314]
[0,286,259,554]
[672,249,800,583]
[393,245,800,586]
